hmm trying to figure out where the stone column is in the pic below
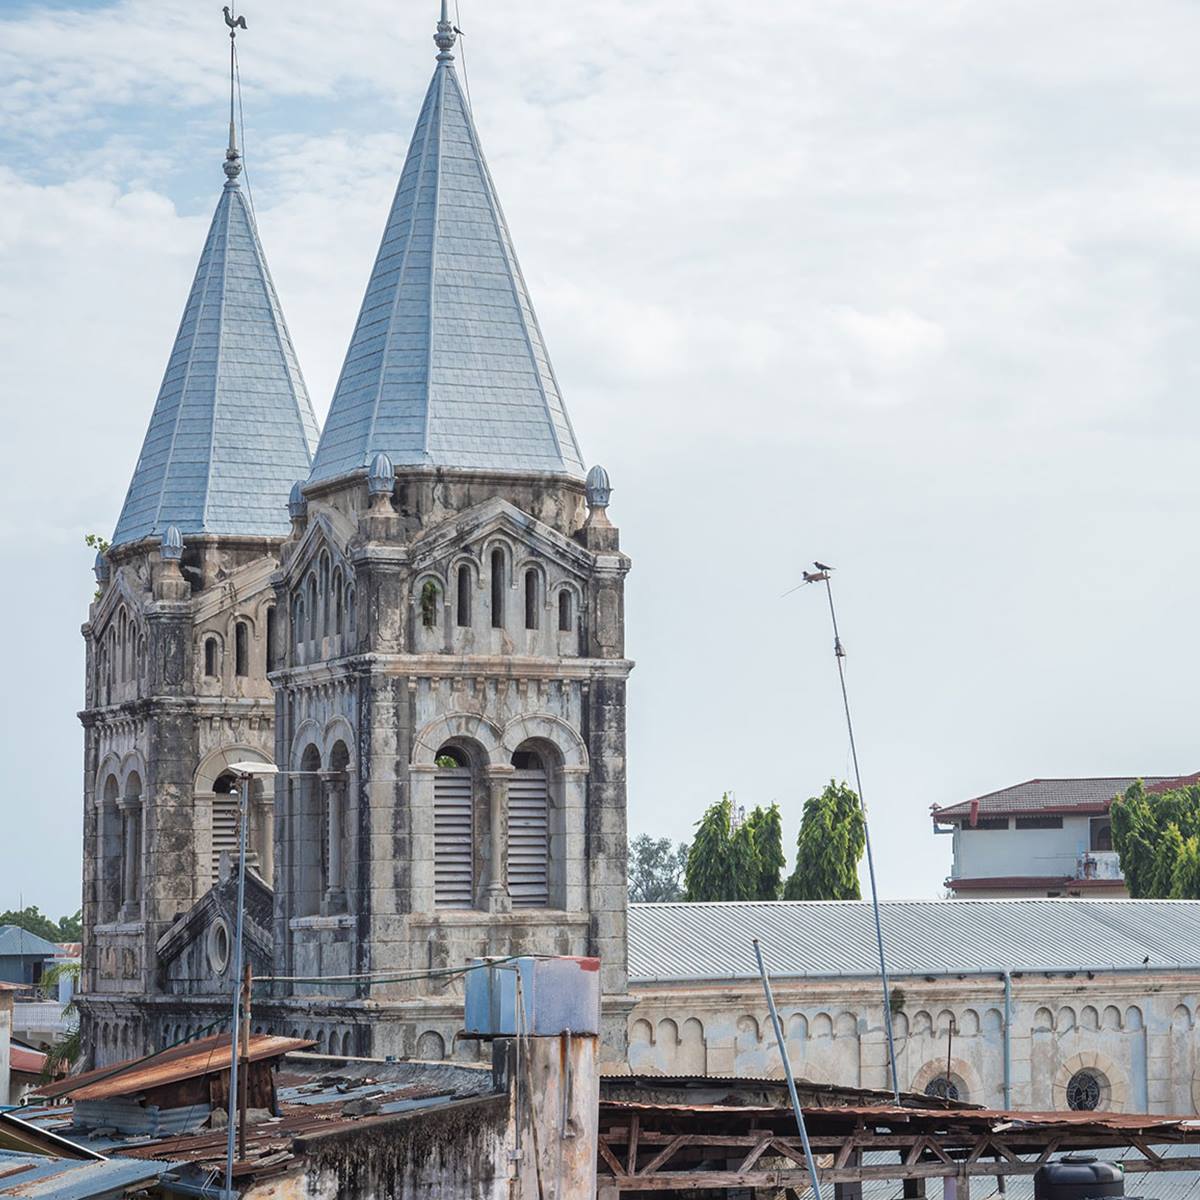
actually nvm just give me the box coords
[118,799,139,920]
[484,765,512,913]
[322,775,346,914]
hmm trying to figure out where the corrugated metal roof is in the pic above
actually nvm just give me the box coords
[0,1152,167,1198]
[933,777,1181,820]
[0,927,61,960]
[627,898,1200,983]
[308,25,585,485]
[33,1034,313,1102]
[111,167,319,547]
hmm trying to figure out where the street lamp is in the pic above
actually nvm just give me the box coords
[223,760,278,1200]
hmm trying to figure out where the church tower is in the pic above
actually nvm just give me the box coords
[80,111,319,1064]
[271,7,634,1058]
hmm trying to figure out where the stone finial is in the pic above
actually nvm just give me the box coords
[367,451,395,500]
[160,525,184,562]
[93,550,111,587]
[585,464,612,511]
[434,0,457,61]
[288,480,308,520]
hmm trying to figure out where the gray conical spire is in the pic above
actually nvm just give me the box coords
[308,10,584,485]
[111,159,320,547]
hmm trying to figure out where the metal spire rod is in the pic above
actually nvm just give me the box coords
[810,562,901,1103]
[222,5,247,179]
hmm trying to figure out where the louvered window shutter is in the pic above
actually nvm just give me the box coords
[434,768,474,907]
[211,795,258,882]
[508,768,549,907]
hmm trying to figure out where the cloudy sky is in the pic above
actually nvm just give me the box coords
[2,0,1199,919]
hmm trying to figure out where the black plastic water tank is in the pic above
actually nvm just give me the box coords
[1034,1156,1124,1200]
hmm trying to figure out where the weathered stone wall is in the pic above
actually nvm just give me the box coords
[626,971,1200,1114]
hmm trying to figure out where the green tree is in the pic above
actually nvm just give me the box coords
[1112,779,1200,898]
[628,835,689,902]
[746,803,785,900]
[57,910,83,941]
[685,794,762,902]
[784,780,865,901]
[39,960,81,1080]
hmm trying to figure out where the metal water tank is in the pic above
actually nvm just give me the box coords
[1034,1156,1124,1200]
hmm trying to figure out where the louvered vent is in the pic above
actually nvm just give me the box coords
[434,768,474,907]
[508,768,549,908]
[211,796,258,882]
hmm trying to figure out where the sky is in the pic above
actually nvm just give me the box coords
[2,0,1200,919]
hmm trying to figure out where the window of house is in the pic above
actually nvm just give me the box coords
[456,565,471,627]
[235,621,249,677]
[509,748,549,908]
[490,550,505,628]
[1015,815,1063,830]
[558,590,572,633]
[204,637,219,678]
[970,817,1009,830]
[1090,818,1113,852]
[434,746,473,908]
[524,569,539,630]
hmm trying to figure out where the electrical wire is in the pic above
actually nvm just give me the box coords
[232,39,255,218]
[254,952,529,986]
[454,0,473,113]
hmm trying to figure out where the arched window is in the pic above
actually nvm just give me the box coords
[924,1076,960,1102]
[234,621,249,677]
[293,596,305,647]
[434,746,473,908]
[307,575,318,643]
[1067,1070,1102,1111]
[456,565,472,627]
[333,571,344,636]
[320,554,331,637]
[204,637,219,678]
[420,579,440,629]
[346,587,356,637]
[558,589,573,633]
[490,549,505,628]
[508,747,549,907]
[524,569,540,630]
[122,772,144,915]
[265,606,276,671]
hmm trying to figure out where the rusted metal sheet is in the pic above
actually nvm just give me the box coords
[33,1035,313,1102]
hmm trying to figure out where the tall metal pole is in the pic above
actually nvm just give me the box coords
[820,571,901,1103]
[224,772,250,1198]
[753,939,823,1200]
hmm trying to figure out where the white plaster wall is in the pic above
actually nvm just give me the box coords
[953,817,1093,879]
[628,973,1200,1115]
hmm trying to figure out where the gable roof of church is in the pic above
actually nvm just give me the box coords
[111,154,319,548]
[308,12,584,485]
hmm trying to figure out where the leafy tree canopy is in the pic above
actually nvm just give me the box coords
[0,905,82,943]
[1112,780,1200,898]
[784,780,865,901]
[683,795,784,902]
[628,835,690,902]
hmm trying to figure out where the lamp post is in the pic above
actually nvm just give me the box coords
[223,760,278,1200]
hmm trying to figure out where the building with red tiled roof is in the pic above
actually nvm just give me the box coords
[932,774,1198,899]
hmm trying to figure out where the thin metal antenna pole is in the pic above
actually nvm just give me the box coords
[753,939,823,1200]
[223,773,250,1198]
[821,573,901,1103]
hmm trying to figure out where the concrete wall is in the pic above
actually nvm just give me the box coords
[628,970,1200,1114]
[952,816,1095,879]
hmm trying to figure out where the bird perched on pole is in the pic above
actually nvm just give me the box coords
[813,560,834,572]
[223,6,247,31]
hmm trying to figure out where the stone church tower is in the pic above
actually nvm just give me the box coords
[79,128,319,1065]
[269,11,634,1058]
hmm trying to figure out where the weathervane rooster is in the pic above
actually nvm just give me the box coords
[223,6,247,32]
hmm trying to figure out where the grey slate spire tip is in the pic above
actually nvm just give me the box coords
[434,0,456,61]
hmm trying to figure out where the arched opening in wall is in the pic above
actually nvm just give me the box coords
[298,744,324,915]
[204,637,219,678]
[333,571,344,636]
[490,549,505,628]
[924,1075,963,1102]
[420,579,441,629]
[320,554,331,637]
[123,772,144,914]
[100,774,122,920]
[346,587,356,639]
[307,575,318,644]
[558,589,573,633]
[524,569,540,630]
[234,621,249,677]
[265,606,276,671]
[324,741,351,901]
[434,745,474,908]
[211,772,240,881]
[293,596,305,647]
[508,746,549,908]
[456,565,472,627]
